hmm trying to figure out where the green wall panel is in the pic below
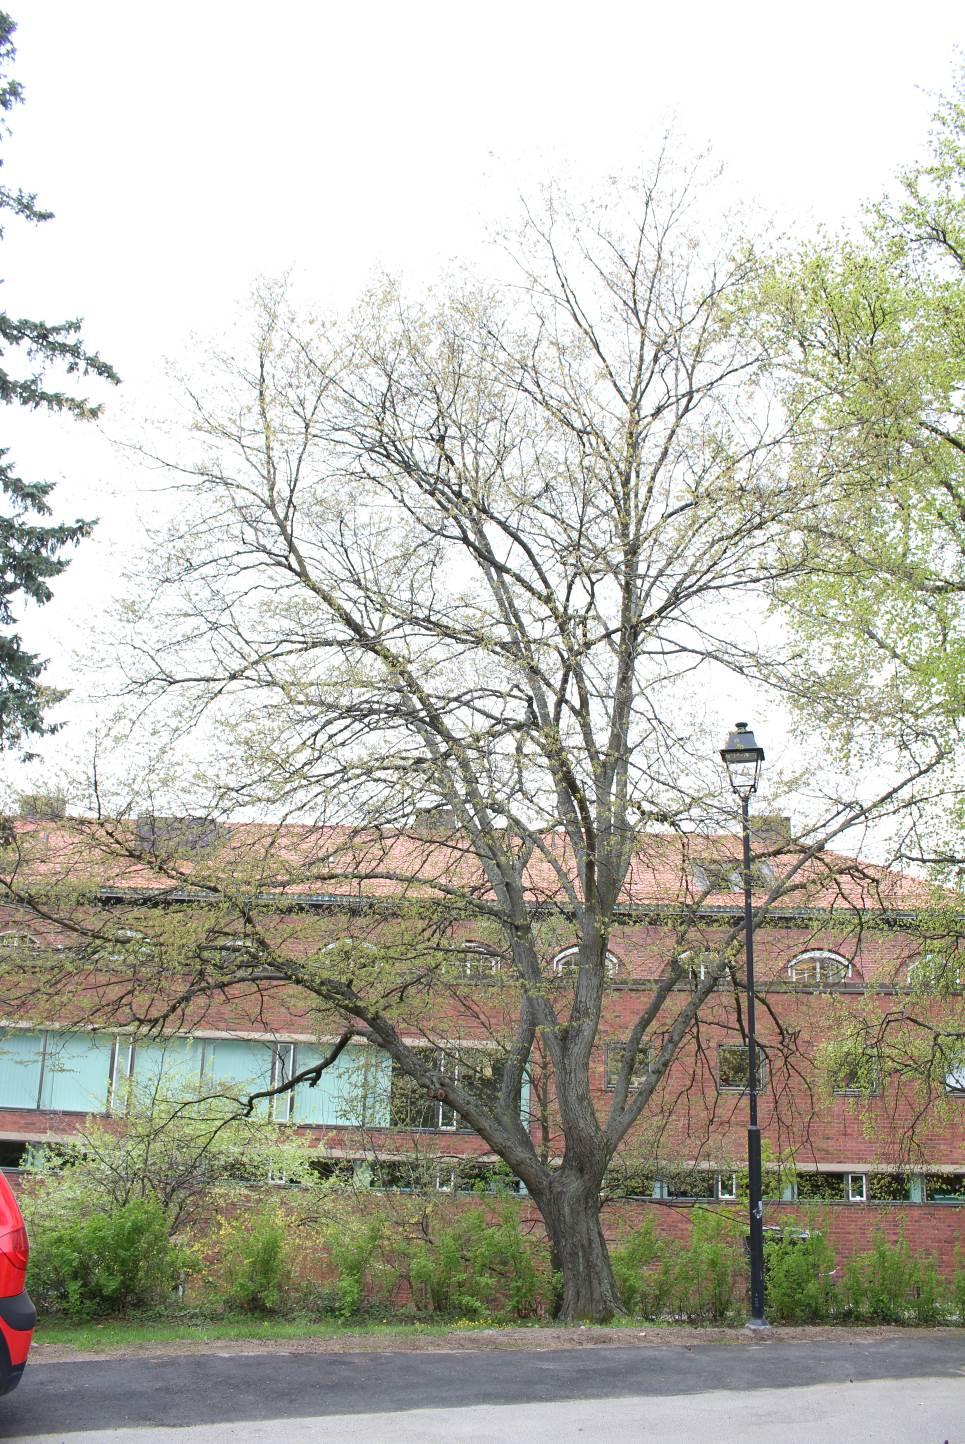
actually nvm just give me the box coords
[0,1030,44,1109]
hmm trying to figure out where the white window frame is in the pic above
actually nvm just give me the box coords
[847,1173,867,1203]
[461,943,503,979]
[551,946,619,979]
[0,932,40,950]
[787,951,852,985]
[717,1172,738,1201]
[678,950,722,989]
[271,1042,295,1121]
[908,954,964,989]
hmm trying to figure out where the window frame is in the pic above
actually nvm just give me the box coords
[604,1042,652,1092]
[717,1172,738,1201]
[717,1043,767,1093]
[459,943,504,980]
[388,1044,504,1132]
[847,1172,867,1203]
[787,950,853,986]
[908,953,964,990]
[830,1050,883,1097]
[678,949,724,990]
[551,946,620,979]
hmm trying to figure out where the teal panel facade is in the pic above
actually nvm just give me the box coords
[292,1044,391,1126]
[202,1038,275,1111]
[39,1032,113,1113]
[0,1030,44,1109]
[129,1037,204,1100]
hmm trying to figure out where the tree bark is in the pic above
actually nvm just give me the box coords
[535,1172,622,1323]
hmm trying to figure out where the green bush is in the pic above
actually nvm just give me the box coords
[763,1228,837,1323]
[28,1197,183,1320]
[219,1209,291,1314]
[842,1231,941,1324]
[323,1216,391,1318]
[408,1202,548,1319]
[612,1211,744,1323]
[673,1211,745,1323]
[952,1247,965,1324]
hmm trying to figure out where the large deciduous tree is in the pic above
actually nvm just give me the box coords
[4,161,952,1321]
[0,11,118,748]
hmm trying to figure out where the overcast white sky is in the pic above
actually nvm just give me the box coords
[1,0,961,806]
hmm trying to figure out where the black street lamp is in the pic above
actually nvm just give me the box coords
[720,721,769,1329]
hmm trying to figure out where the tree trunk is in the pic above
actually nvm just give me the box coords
[537,1173,623,1323]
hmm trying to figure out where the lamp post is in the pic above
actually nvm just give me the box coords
[719,721,768,1329]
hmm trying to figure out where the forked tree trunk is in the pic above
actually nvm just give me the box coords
[536,1173,623,1323]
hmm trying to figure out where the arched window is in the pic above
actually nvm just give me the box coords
[460,943,503,979]
[0,932,39,951]
[677,949,724,989]
[551,946,620,979]
[100,928,156,964]
[787,951,852,985]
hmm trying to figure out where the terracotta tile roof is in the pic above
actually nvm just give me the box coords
[3,818,938,914]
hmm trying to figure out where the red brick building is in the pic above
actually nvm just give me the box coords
[0,816,961,1263]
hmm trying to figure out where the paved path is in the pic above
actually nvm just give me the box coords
[3,1336,963,1442]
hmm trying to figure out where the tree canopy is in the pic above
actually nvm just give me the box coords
[760,67,964,880]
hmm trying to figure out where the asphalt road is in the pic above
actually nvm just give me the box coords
[3,1336,964,1442]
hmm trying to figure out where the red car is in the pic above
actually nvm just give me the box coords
[0,1172,34,1395]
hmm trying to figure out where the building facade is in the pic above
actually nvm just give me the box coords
[0,816,961,1262]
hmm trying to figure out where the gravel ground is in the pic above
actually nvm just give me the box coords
[28,1323,964,1366]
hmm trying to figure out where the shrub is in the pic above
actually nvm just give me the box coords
[674,1211,745,1323]
[612,1211,744,1323]
[763,1227,837,1323]
[323,1216,392,1317]
[841,1230,941,1323]
[952,1247,965,1324]
[407,1202,549,1319]
[219,1208,291,1314]
[28,1197,184,1320]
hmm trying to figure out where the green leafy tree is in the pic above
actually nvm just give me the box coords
[761,67,964,879]
[0,11,118,747]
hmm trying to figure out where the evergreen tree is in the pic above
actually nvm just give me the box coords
[0,11,118,747]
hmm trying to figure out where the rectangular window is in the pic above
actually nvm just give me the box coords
[831,1053,882,1096]
[39,1032,114,1113]
[796,1171,846,1201]
[847,1173,867,1203]
[717,1173,738,1201]
[0,1030,45,1109]
[718,1045,766,1092]
[924,1172,965,1202]
[665,1172,715,1201]
[126,1036,204,1107]
[604,1043,651,1092]
[270,1043,295,1122]
[867,1173,910,1202]
[389,1046,507,1131]
[202,1038,276,1112]
[293,1043,392,1128]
